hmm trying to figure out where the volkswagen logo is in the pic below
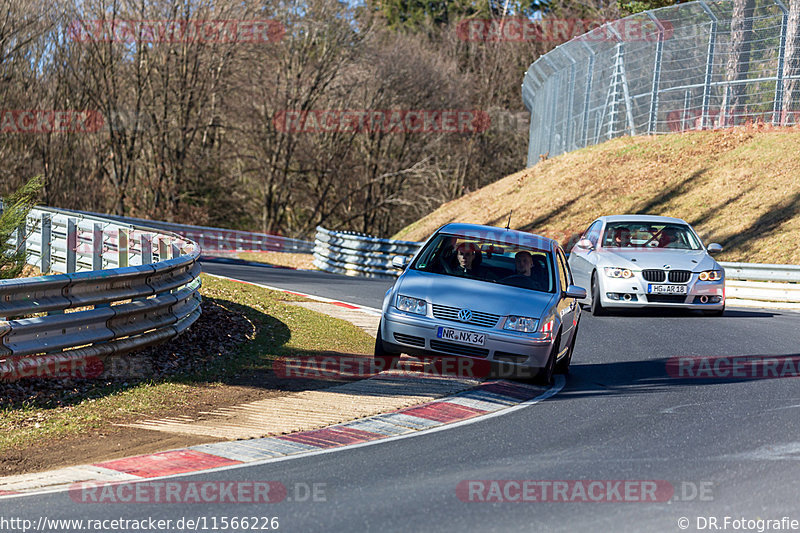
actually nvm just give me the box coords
[457,309,473,322]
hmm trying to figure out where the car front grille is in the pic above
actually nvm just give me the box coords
[431,304,500,328]
[646,295,687,303]
[429,340,490,358]
[668,270,692,283]
[393,333,425,347]
[642,269,666,282]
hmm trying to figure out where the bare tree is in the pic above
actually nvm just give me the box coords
[783,0,800,124]
[720,0,756,126]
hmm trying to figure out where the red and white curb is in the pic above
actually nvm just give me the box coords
[0,378,564,498]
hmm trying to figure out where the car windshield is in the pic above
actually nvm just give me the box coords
[601,222,702,250]
[411,233,555,293]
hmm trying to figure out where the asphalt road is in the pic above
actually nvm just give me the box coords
[4,261,800,532]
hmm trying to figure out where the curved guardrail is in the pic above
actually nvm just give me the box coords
[313,227,422,278]
[0,204,202,380]
[313,226,799,308]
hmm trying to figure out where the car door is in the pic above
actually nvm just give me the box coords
[568,220,601,290]
[555,248,576,341]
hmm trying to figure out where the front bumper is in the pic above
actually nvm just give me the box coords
[381,308,554,370]
[598,274,725,309]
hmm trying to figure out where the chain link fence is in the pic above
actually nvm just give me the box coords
[522,0,800,166]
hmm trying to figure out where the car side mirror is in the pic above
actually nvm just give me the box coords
[392,256,410,270]
[575,238,593,251]
[564,285,587,299]
[707,243,723,254]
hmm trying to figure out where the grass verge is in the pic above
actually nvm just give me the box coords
[0,274,374,455]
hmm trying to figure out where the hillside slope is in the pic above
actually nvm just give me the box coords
[394,128,800,264]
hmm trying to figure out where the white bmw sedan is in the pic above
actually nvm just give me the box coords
[568,215,725,316]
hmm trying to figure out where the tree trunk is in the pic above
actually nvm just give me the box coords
[783,0,800,125]
[720,0,756,127]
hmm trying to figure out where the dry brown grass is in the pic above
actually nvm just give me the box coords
[394,127,800,264]
[238,251,315,270]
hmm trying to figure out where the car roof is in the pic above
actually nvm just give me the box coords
[436,223,555,250]
[597,214,689,225]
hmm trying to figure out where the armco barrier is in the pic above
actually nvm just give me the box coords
[0,203,202,379]
[313,226,799,308]
[313,227,422,278]
[56,208,315,255]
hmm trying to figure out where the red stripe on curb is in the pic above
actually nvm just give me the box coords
[479,381,541,401]
[401,402,486,423]
[94,450,241,478]
[279,427,383,448]
[331,301,359,309]
[0,490,20,496]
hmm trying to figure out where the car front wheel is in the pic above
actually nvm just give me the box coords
[374,321,400,371]
[535,334,559,386]
[590,273,607,316]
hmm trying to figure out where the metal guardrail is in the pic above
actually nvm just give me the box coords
[313,227,799,307]
[313,227,422,278]
[57,208,315,255]
[0,203,202,380]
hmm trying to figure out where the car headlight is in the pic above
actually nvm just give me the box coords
[396,295,427,315]
[698,270,723,281]
[604,267,633,279]
[503,315,539,333]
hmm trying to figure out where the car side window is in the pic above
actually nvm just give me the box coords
[585,221,602,247]
[556,250,568,292]
[557,249,573,286]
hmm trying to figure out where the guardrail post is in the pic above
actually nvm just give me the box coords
[158,237,169,262]
[41,213,52,274]
[699,1,718,130]
[141,233,153,264]
[773,0,789,125]
[171,242,181,259]
[92,222,103,271]
[16,222,26,257]
[647,13,666,134]
[66,218,77,273]
[118,228,129,267]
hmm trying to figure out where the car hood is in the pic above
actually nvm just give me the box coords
[397,270,556,316]
[598,248,718,271]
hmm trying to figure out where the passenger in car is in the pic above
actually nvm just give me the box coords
[448,242,494,280]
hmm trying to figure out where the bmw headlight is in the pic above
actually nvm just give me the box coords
[503,315,539,333]
[396,295,427,315]
[698,270,723,281]
[604,267,633,279]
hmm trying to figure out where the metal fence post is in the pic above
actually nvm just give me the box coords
[41,213,51,274]
[141,233,153,264]
[66,218,77,273]
[773,0,789,125]
[581,42,596,148]
[92,222,103,271]
[118,228,129,267]
[607,25,636,136]
[158,237,169,262]
[699,1,718,130]
[562,49,578,151]
[647,13,666,134]
[16,222,26,257]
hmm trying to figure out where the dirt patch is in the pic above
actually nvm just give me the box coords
[237,251,315,270]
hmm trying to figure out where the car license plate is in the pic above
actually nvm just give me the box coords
[437,327,485,346]
[648,284,688,295]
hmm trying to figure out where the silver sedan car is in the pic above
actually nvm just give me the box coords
[567,215,725,316]
[376,223,586,384]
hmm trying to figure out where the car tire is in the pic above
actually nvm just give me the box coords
[590,273,607,316]
[374,321,400,371]
[535,334,558,386]
[554,324,577,375]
